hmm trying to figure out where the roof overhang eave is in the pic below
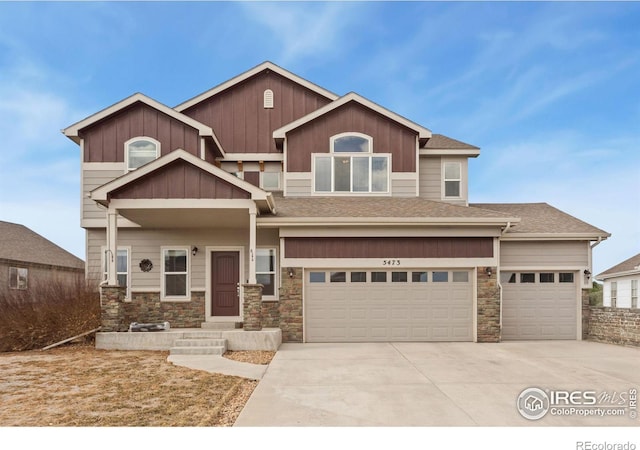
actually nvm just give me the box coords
[257,216,519,228]
[500,232,612,241]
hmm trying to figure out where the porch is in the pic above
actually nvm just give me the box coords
[95,327,282,352]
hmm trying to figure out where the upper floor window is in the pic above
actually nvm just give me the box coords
[331,133,371,153]
[314,133,389,194]
[443,161,461,198]
[125,137,160,171]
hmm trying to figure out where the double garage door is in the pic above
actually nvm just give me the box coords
[501,271,578,340]
[305,269,473,342]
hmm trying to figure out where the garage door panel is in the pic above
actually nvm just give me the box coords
[305,269,473,342]
[502,271,576,340]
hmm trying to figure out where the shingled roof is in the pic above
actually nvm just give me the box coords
[261,194,518,224]
[0,221,84,269]
[596,252,640,279]
[471,203,610,237]
[424,134,479,150]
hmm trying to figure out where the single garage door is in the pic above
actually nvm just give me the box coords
[305,269,473,342]
[501,271,577,340]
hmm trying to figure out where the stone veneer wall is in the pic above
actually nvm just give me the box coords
[100,285,127,332]
[121,291,205,328]
[477,266,500,342]
[585,307,640,347]
[261,301,280,328]
[243,284,263,331]
[279,267,303,342]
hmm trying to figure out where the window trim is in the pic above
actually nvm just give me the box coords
[161,246,190,301]
[442,160,462,199]
[9,267,28,290]
[256,247,278,301]
[260,171,281,191]
[632,280,638,309]
[610,281,617,308]
[330,132,373,154]
[312,153,391,195]
[125,136,160,172]
[101,246,131,300]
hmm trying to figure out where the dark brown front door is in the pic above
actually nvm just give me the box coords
[211,251,240,316]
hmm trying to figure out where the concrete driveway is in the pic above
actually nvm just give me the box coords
[235,341,640,426]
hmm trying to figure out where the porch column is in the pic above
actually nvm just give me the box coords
[106,207,118,286]
[248,207,257,284]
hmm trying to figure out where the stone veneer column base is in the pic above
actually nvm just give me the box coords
[243,284,263,331]
[477,266,500,343]
[100,285,126,332]
[279,267,303,342]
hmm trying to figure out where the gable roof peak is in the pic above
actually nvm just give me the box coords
[174,61,339,112]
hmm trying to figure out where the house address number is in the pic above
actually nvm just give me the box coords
[382,259,401,266]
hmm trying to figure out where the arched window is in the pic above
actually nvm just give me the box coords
[314,132,388,194]
[125,137,160,171]
[331,133,372,153]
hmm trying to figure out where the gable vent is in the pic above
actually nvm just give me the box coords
[263,89,274,109]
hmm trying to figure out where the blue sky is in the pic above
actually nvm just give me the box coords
[0,1,638,275]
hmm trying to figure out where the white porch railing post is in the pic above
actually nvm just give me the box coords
[249,208,257,284]
[106,208,118,285]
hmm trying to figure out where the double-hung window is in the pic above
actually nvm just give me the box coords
[610,281,617,307]
[163,248,189,299]
[443,161,462,198]
[314,133,389,194]
[125,137,160,171]
[632,280,638,309]
[102,247,130,299]
[256,248,277,299]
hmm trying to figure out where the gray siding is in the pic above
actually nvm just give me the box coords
[391,176,417,197]
[500,241,588,267]
[83,166,125,222]
[285,175,312,197]
[418,157,441,200]
[87,228,279,292]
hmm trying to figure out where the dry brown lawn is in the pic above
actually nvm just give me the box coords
[0,344,273,427]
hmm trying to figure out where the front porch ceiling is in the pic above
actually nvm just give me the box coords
[116,208,251,229]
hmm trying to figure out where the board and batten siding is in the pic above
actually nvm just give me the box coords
[82,102,200,163]
[182,70,332,154]
[500,241,588,268]
[286,101,418,173]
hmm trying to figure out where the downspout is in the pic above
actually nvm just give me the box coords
[497,221,512,336]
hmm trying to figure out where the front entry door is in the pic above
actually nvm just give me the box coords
[211,251,240,317]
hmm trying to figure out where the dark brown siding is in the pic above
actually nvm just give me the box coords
[286,101,418,173]
[110,160,250,200]
[243,171,260,187]
[284,237,493,259]
[182,70,332,154]
[82,102,200,162]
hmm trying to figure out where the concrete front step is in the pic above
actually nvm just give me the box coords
[170,336,228,356]
[173,338,227,347]
[170,346,226,356]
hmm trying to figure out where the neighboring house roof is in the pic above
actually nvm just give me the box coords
[471,203,610,240]
[596,252,640,280]
[62,93,226,157]
[0,221,84,269]
[174,61,339,112]
[259,194,520,226]
[272,92,432,145]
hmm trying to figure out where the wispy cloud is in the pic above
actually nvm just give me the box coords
[239,2,362,66]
